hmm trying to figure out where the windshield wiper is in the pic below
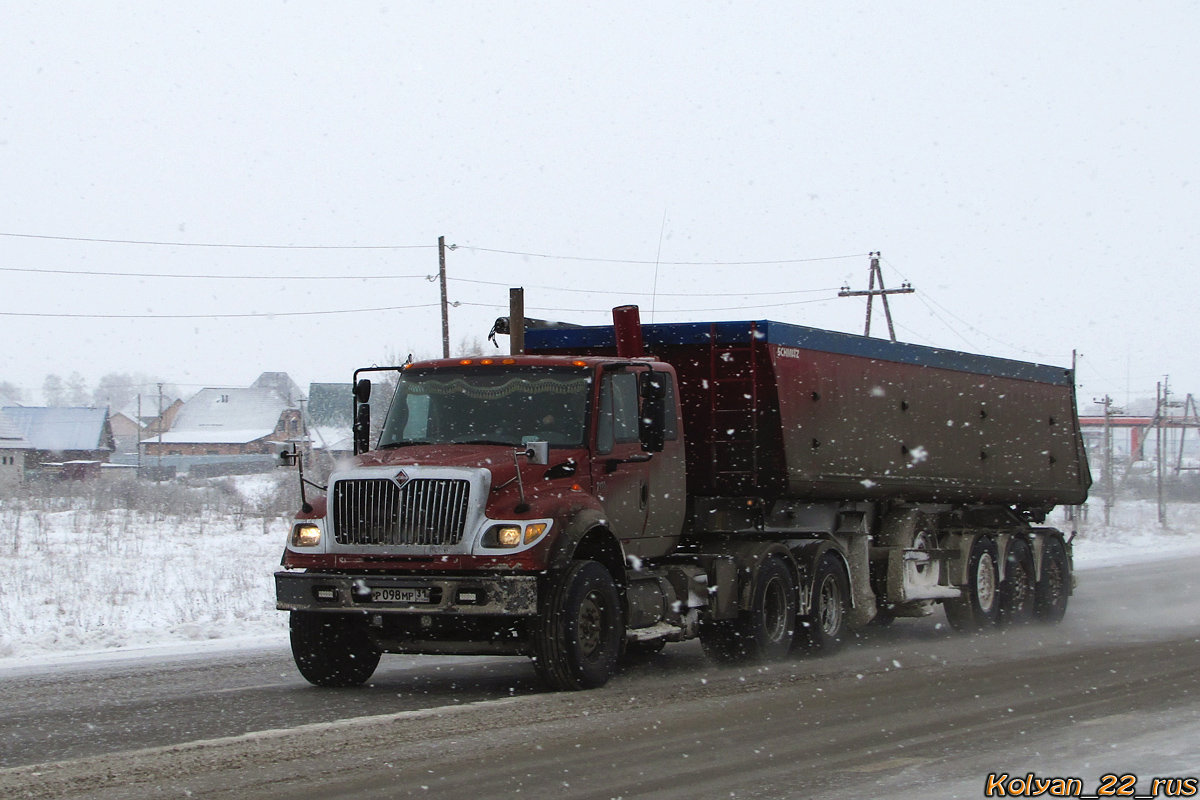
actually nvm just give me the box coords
[377,440,430,449]
[450,439,521,447]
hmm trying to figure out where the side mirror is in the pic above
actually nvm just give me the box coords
[524,441,549,465]
[353,379,372,455]
[639,371,667,453]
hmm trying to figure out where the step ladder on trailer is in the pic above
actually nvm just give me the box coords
[705,322,760,495]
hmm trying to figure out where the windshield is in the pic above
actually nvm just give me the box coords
[377,366,592,448]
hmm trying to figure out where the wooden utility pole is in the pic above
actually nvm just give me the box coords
[509,287,525,356]
[438,236,450,358]
[838,252,914,341]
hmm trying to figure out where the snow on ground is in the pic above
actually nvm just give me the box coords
[0,483,1198,665]
[0,474,293,662]
[1062,499,1200,570]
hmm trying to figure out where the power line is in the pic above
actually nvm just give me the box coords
[0,231,434,250]
[880,256,1063,361]
[0,303,439,320]
[449,276,843,298]
[460,246,869,266]
[459,295,839,315]
[0,265,434,280]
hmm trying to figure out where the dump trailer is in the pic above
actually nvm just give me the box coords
[276,307,1088,690]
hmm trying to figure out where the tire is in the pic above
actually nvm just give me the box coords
[532,560,624,691]
[622,637,667,662]
[944,536,1000,633]
[290,611,381,688]
[795,552,850,653]
[1033,536,1071,624]
[868,604,896,627]
[700,555,797,664]
[998,537,1036,626]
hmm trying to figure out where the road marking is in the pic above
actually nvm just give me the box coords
[0,694,530,778]
[842,756,927,773]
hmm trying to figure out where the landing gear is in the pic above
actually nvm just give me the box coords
[532,560,624,691]
[290,611,381,688]
[701,555,797,663]
[944,536,1000,632]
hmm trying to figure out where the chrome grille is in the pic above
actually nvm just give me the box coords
[331,478,471,546]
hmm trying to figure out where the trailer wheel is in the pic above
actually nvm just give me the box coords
[531,559,624,691]
[289,611,380,688]
[944,536,1000,633]
[700,556,797,663]
[1033,536,1070,624]
[998,538,1036,626]
[796,552,850,653]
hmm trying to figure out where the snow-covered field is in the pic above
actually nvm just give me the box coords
[0,474,294,662]
[1,480,1198,665]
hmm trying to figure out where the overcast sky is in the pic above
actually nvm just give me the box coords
[1,3,1196,407]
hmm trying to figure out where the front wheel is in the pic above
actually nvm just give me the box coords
[290,611,380,688]
[532,560,624,691]
[944,536,1000,633]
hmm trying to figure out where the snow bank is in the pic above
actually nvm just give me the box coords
[0,483,1198,664]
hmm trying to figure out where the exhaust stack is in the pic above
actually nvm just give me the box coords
[612,305,644,358]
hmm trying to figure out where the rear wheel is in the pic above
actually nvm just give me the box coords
[796,552,850,653]
[290,611,380,688]
[944,536,1000,632]
[1034,536,1071,623]
[998,538,1036,626]
[700,555,797,663]
[532,560,624,691]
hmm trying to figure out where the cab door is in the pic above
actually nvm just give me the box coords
[594,369,650,549]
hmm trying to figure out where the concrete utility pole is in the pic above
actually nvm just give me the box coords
[157,382,164,480]
[838,252,914,342]
[1157,379,1168,527]
[438,236,450,359]
[1094,394,1122,525]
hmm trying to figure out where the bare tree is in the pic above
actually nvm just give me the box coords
[43,374,65,406]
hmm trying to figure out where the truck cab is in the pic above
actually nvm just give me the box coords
[276,353,688,689]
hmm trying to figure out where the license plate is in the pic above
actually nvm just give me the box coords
[370,586,432,604]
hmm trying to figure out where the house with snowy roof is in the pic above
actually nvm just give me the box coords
[0,406,116,468]
[0,409,32,486]
[142,372,305,462]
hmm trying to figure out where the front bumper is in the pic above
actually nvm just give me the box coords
[274,571,539,616]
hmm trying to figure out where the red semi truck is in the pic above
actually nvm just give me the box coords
[276,307,1088,690]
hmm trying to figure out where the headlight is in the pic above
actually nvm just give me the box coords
[483,522,551,549]
[483,525,523,548]
[290,523,322,548]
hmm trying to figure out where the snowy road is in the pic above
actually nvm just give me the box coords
[2,553,1200,799]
